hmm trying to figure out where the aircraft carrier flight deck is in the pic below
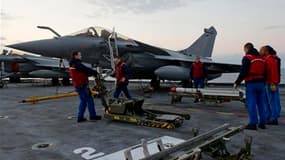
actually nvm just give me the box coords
[0,81,284,160]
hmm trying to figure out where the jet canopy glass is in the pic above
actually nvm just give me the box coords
[69,26,130,40]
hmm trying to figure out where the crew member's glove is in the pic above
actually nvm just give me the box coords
[270,84,277,92]
[120,77,126,83]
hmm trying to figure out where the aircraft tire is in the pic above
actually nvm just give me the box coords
[150,77,160,89]
[51,78,59,86]
[62,77,70,86]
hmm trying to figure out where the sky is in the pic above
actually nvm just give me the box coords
[1,0,285,64]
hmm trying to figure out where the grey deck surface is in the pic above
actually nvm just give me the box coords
[0,82,284,160]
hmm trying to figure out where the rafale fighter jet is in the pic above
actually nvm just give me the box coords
[6,26,240,88]
[0,50,70,85]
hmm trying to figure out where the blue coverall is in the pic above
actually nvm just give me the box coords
[235,49,266,126]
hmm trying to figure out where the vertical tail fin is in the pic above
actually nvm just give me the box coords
[180,26,217,57]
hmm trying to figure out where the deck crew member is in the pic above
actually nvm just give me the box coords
[190,56,207,89]
[69,51,102,123]
[113,56,132,99]
[260,45,281,125]
[234,43,266,130]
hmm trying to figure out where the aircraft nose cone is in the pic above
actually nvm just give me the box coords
[6,43,20,50]
[6,41,39,53]
[6,39,61,56]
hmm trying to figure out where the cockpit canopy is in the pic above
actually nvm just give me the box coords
[69,26,131,41]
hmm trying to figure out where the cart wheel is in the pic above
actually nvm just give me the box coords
[173,118,184,127]
[183,114,191,120]
[167,123,176,129]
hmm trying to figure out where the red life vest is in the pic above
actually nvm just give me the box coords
[272,55,281,84]
[69,64,89,88]
[244,55,265,82]
[264,55,280,84]
[192,62,205,79]
[115,62,126,83]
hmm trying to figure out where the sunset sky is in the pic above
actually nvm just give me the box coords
[1,0,284,64]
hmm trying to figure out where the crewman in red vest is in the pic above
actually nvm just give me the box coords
[260,45,281,125]
[190,56,207,89]
[234,43,266,130]
[69,51,102,123]
[113,56,132,99]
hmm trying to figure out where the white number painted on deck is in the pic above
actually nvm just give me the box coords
[73,147,104,160]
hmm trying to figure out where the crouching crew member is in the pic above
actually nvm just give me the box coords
[190,56,207,89]
[113,56,132,99]
[260,45,281,125]
[234,43,267,130]
[69,51,102,123]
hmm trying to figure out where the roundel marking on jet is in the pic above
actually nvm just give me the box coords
[11,62,20,72]
[80,44,89,49]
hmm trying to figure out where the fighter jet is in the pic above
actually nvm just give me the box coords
[0,50,70,86]
[6,26,241,88]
